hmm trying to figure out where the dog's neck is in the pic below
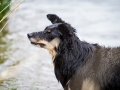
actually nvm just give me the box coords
[53,36,95,88]
[48,47,57,61]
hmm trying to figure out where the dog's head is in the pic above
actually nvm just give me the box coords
[27,23,61,50]
[27,14,75,50]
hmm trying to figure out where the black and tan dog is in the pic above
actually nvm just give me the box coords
[27,14,120,90]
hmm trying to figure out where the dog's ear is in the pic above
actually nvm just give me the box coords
[58,23,73,38]
[47,14,65,24]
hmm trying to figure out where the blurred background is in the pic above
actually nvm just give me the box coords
[0,0,120,90]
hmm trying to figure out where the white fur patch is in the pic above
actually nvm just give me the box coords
[81,78,100,90]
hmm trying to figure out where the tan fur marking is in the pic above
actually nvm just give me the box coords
[68,86,71,90]
[48,49,56,60]
[81,78,100,90]
[38,38,60,50]
[47,30,51,33]
[38,38,60,60]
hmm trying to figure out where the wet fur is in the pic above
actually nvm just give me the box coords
[28,14,120,90]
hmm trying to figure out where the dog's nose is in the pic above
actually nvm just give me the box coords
[27,33,33,38]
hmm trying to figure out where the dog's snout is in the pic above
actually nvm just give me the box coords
[27,33,33,38]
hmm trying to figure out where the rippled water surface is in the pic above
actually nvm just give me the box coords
[0,0,120,90]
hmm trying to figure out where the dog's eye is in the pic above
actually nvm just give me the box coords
[47,30,51,33]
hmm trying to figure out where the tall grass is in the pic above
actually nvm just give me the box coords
[0,0,11,28]
[0,0,11,63]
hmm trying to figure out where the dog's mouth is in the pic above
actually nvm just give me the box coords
[31,42,45,47]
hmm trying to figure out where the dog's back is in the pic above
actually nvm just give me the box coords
[68,45,120,90]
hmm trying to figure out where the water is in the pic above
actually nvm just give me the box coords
[0,0,120,90]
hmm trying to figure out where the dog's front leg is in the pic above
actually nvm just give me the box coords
[64,85,72,90]
[81,78,100,90]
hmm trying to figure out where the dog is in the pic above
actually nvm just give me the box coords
[27,14,120,90]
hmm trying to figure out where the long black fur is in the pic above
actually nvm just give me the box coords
[48,14,95,87]
[54,32,95,87]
